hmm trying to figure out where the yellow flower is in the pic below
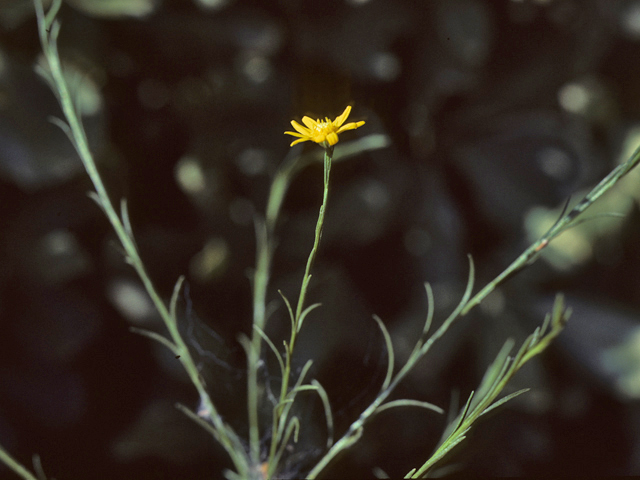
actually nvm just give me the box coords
[284,105,365,148]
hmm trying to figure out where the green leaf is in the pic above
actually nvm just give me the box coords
[297,302,322,333]
[373,314,394,392]
[129,327,178,356]
[44,0,63,30]
[175,403,222,444]
[311,380,335,448]
[376,399,444,415]
[481,388,530,417]
[471,339,515,411]
[422,282,435,336]
[421,256,475,357]
[120,198,134,241]
[293,360,314,391]
[86,191,105,212]
[254,325,285,379]
[278,290,295,332]
[169,275,185,325]
[373,466,390,479]
[441,391,474,442]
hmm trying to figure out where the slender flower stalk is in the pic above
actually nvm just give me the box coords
[249,109,365,477]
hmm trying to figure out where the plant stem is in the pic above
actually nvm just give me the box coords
[34,1,248,475]
[461,143,640,315]
[268,148,332,469]
[0,446,38,480]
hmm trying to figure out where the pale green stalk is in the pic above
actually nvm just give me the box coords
[246,151,302,464]
[0,446,38,480]
[267,148,332,469]
[461,142,640,315]
[308,143,640,478]
[32,1,249,476]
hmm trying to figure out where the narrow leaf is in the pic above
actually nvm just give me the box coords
[278,290,295,332]
[44,0,64,30]
[373,314,394,392]
[293,359,314,391]
[169,275,185,325]
[472,339,515,410]
[176,403,222,443]
[86,191,105,211]
[481,388,530,417]
[130,327,178,355]
[254,325,285,378]
[311,379,335,448]
[120,198,134,240]
[422,282,435,335]
[376,399,444,415]
[297,302,322,333]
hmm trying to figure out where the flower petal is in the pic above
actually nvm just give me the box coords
[326,132,339,146]
[302,116,317,129]
[290,137,309,146]
[336,120,365,134]
[284,130,305,138]
[291,120,310,135]
[333,105,352,128]
[312,132,327,144]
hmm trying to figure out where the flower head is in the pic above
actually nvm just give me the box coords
[285,105,365,148]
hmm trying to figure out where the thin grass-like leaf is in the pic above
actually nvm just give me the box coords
[511,333,536,369]
[529,325,542,347]
[176,403,222,444]
[120,198,134,240]
[441,391,474,442]
[373,314,394,392]
[552,293,566,325]
[481,388,530,417]
[34,63,56,94]
[32,455,46,480]
[414,430,469,478]
[311,379,334,448]
[237,333,251,357]
[273,398,295,443]
[254,325,285,379]
[169,275,185,325]
[130,327,179,355]
[373,466,390,479]
[539,312,552,339]
[293,359,314,391]
[444,255,475,325]
[86,191,104,211]
[271,417,301,473]
[297,302,322,333]
[421,256,475,357]
[376,399,444,415]
[44,0,63,30]
[422,282,435,335]
[224,471,242,480]
[404,468,416,479]
[278,290,295,332]
[471,339,514,411]
[48,116,72,140]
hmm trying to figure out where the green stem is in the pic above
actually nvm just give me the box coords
[33,1,248,475]
[247,152,303,464]
[0,446,38,480]
[269,148,333,468]
[461,143,640,315]
[286,148,332,397]
[308,144,640,478]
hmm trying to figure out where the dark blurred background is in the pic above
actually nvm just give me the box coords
[2,0,640,478]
